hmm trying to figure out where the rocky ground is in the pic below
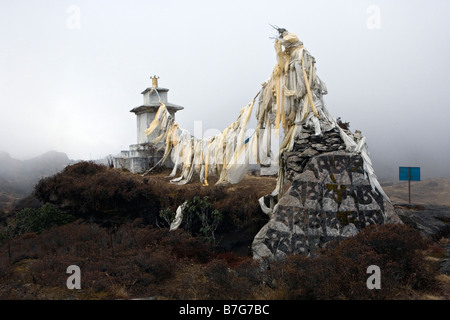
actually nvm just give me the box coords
[394,203,450,276]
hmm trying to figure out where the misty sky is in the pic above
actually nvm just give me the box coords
[0,0,449,181]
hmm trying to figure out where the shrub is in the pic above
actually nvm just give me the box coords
[14,204,75,235]
[31,161,269,253]
[160,196,223,246]
[185,196,223,246]
[159,228,212,263]
[158,208,175,228]
[267,223,440,299]
[0,219,444,300]
[62,161,108,176]
[34,161,160,224]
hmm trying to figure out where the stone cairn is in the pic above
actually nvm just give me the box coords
[139,27,402,261]
[252,123,402,260]
[283,125,347,181]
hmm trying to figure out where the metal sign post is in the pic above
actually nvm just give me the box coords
[408,167,411,204]
[399,167,420,204]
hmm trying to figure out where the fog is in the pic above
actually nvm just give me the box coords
[1,0,449,182]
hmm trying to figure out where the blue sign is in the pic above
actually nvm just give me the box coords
[399,167,420,181]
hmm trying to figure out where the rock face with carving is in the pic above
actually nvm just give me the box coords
[252,147,402,260]
[248,28,403,260]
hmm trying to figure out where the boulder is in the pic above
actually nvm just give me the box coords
[394,204,450,240]
[252,151,401,260]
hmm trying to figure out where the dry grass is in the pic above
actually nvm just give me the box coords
[109,285,129,300]
[383,178,450,206]
[436,273,450,284]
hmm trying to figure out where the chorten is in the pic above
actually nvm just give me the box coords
[114,76,184,173]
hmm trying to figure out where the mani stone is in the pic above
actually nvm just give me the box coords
[252,150,401,260]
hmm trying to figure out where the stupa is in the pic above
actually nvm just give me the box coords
[113,76,184,173]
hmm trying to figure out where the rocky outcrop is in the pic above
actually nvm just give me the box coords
[252,150,401,260]
[395,204,450,275]
[395,204,450,240]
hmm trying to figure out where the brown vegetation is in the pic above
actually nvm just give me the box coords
[0,219,447,299]
[0,161,448,300]
[32,161,271,249]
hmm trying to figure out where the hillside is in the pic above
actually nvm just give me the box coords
[383,178,450,206]
[0,151,71,212]
[1,166,447,302]
[1,161,448,300]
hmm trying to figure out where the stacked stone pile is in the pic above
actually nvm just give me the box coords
[252,124,401,260]
[283,126,348,181]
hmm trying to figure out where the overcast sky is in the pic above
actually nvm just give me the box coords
[1,0,449,181]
